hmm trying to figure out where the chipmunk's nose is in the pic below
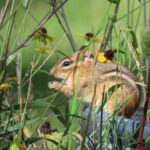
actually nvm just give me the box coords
[49,67,55,76]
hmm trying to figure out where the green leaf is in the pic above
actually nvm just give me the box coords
[141,28,150,56]
[25,137,42,146]
[28,99,51,109]
[22,0,30,8]
[46,138,66,150]
[51,107,66,126]
[129,29,138,49]
[16,128,23,143]
[0,131,16,138]
[1,98,53,112]
[114,49,125,54]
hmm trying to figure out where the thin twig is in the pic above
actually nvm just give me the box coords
[99,4,119,51]
[16,52,22,112]
[143,0,147,28]
[136,65,150,150]
[20,60,34,134]
[0,0,67,63]
[59,0,77,51]
[55,13,77,52]
[100,86,105,150]
[0,0,10,26]
[136,1,149,149]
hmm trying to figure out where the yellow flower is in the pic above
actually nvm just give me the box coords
[32,27,53,45]
[6,76,17,81]
[0,83,11,90]
[78,32,101,43]
[95,50,114,63]
[34,47,50,53]
[96,52,108,62]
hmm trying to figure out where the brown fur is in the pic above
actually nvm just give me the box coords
[49,51,140,117]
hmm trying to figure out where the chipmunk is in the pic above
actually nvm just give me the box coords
[48,50,140,117]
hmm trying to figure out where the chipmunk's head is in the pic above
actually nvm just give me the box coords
[49,50,94,80]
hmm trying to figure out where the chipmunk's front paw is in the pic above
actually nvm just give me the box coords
[48,81,60,89]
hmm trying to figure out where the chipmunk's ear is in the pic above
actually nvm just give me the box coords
[82,50,94,62]
[85,50,94,58]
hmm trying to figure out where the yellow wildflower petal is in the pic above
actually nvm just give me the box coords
[35,47,46,53]
[106,60,112,63]
[46,35,53,42]
[97,52,107,62]
[43,133,51,138]
[31,32,41,41]
[0,83,11,90]
[32,27,53,44]
[78,32,101,43]
[77,33,87,39]
[93,38,101,43]
[95,50,114,63]
[7,76,17,81]
[39,27,47,34]
[35,47,50,53]
[38,30,46,36]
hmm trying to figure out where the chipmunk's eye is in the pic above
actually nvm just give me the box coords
[62,60,72,67]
